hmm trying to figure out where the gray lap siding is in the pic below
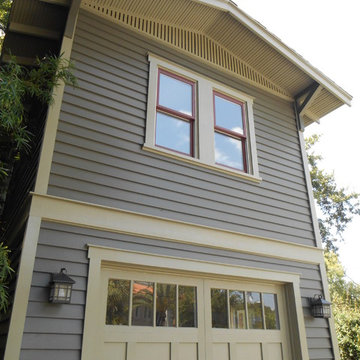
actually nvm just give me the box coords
[20,222,332,360]
[47,9,316,247]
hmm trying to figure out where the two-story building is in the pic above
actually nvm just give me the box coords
[1,0,352,359]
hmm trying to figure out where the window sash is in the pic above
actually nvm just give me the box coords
[144,54,260,180]
[213,91,248,172]
[210,288,280,331]
[155,69,195,156]
[106,278,198,328]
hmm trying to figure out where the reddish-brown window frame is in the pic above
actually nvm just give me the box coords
[155,68,196,157]
[213,91,248,172]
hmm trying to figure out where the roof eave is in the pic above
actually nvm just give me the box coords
[195,0,352,107]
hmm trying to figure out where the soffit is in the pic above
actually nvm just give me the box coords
[80,0,352,125]
[9,0,67,33]
[7,0,351,125]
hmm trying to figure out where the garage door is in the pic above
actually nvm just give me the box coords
[98,266,290,360]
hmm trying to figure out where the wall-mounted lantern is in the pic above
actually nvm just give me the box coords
[309,294,331,318]
[49,268,75,304]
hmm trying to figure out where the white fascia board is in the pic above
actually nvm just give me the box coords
[195,0,352,106]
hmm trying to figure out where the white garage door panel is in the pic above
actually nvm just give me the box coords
[101,268,205,360]
[235,343,262,359]
[178,343,198,360]
[203,279,289,360]
[103,342,126,359]
[99,267,290,360]
[133,342,170,360]
[263,343,283,360]
[212,343,229,359]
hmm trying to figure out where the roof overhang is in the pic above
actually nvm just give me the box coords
[4,0,352,126]
[80,0,352,126]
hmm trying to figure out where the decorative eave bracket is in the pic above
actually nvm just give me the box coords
[294,82,322,132]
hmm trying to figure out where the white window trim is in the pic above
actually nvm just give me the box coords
[81,245,310,360]
[143,53,261,182]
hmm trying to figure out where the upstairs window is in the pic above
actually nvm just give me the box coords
[156,70,195,156]
[144,54,260,181]
[214,91,247,172]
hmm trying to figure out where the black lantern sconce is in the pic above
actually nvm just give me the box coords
[309,294,331,318]
[49,268,75,304]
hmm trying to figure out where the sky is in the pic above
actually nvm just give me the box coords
[235,0,360,283]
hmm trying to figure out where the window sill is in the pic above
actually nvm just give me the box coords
[143,143,262,183]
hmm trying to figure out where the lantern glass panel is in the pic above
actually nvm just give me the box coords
[323,305,331,318]
[50,283,72,303]
[58,285,67,299]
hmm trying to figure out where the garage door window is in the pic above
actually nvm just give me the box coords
[210,288,280,330]
[263,293,280,330]
[106,279,197,328]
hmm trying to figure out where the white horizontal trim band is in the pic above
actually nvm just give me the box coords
[30,193,324,264]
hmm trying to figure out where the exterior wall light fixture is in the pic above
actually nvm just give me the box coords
[49,268,75,304]
[309,294,331,318]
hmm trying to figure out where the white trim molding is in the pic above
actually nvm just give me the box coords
[30,192,324,265]
[297,130,340,359]
[4,216,42,360]
[34,1,80,194]
[144,53,260,181]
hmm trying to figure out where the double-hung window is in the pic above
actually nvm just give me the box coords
[213,91,247,172]
[156,69,195,156]
[144,54,260,181]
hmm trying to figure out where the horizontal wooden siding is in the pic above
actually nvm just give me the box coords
[47,9,316,247]
[20,222,333,360]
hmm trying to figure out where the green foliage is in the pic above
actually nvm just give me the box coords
[0,52,76,312]
[0,0,11,33]
[325,251,360,308]
[334,303,360,360]
[325,251,360,359]
[0,242,13,312]
[0,55,77,177]
[0,0,12,51]
[306,135,360,359]
[306,134,360,251]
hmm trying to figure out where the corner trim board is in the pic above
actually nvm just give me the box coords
[297,130,340,359]
[33,2,80,194]
[3,216,42,360]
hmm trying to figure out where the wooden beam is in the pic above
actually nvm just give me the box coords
[2,54,37,66]
[294,82,322,131]
[8,22,61,40]
[296,83,321,115]
[39,0,70,6]
[64,0,81,39]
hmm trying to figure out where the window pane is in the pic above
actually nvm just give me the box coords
[229,290,246,329]
[214,95,244,134]
[156,112,191,154]
[263,293,280,329]
[132,281,154,326]
[156,283,176,327]
[106,279,130,325]
[215,132,244,170]
[179,286,197,327]
[211,288,228,328]
[159,73,193,115]
[247,292,263,329]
